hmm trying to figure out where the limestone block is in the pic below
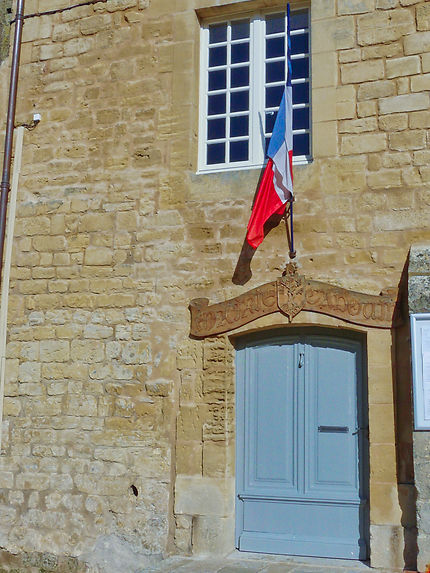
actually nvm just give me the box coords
[312,16,355,53]
[411,73,430,92]
[357,100,377,117]
[404,30,430,55]
[311,52,337,88]
[358,79,396,101]
[313,121,338,157]
[369,403,396,443]
[71,340,104,363]
[409,243,430,274]
[358,9,414,45]
[339,48,361,63]
[192,515,234,556]
[370,483,402,524]
[389,130,426,151]
[378,113,408,131]
[176,441,203,476]
[417,2,430,30]
[370,444,398,482]
[311,0,336,20]
[174,476,234,517]
[341,133,386,154]
[39,340,69,363]
[386,55,421,78]
[338,0,375,14]
[423,53,430,73]
[370,524,404,569]
[379,93,429,114]
[339,117,377,133]
[341,59,384,84]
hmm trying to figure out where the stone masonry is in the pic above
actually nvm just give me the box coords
[0,0,428,571]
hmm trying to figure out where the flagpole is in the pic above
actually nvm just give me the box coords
[289,199,296,259]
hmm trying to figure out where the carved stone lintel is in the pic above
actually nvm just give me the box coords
[189,269,401,338]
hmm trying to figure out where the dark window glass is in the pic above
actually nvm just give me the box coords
[230,90,249,112]
[208,93,226,115]
[231,66,249,88]
[207,118,226,140]
[209,23,227,44]
[290,10,308,31]
[292,82,309,105]
[231,20,250,40]
[290,32,309,56]
[266,85,284,108]
[208,69,226,91]
[231,42,249,64]
[265,110,277,134]
[266,13,285,35]
[293,132,310,156]
[293,107,310,130]
[230,140,248,162]
[266,37,285,59]
[266,60,285,83]
[209,45,227,67]
[230,115,249,137]
[207,142,225,164]
[291,57,309,80]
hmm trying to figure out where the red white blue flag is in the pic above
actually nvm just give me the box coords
[246,5,293,249]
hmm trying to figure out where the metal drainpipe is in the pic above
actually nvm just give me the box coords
[0,0,25,286]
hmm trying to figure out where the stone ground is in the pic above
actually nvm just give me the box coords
[138,552,404,573]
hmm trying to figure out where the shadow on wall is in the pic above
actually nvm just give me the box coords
[393,253,417,571]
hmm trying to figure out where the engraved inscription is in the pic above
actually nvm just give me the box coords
[189,272,399,338]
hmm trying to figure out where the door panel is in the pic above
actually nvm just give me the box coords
[246,343,297,494]
[236,331,368,560]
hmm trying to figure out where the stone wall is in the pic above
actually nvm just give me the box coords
[0,0,428,570]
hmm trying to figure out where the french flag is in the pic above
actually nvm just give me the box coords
[246,5,293,249]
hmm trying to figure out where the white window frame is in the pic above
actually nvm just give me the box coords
[198,6,311,174]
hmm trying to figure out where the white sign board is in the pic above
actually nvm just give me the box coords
[411,313,430,430]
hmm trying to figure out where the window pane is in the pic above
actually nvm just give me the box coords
[231,90,249,112]
[265,110,277,134]
[232,20,250,40]
[231,42,249,64]
[209,69,226,91]
[266,60,285,83]
[208,118,226,140]
[293,82,309,105]
[293,132,310,156]
[266,85,284,108]
[293,107,310,130]
[230,140,248,162]
[291,10,308,31]
[231,66,249,88]
[209,23,227,44]
[290,32,309,56]
[208,93,226,115]
[209,45,227,67]
[291,57,309,80]
[266,37,285,59]
[207,142,225,164]
[230,115,249,137]
[266,13,285,35]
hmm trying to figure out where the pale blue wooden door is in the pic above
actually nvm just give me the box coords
[236,331,368,559]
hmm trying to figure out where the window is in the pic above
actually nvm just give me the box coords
[198,8,311,173]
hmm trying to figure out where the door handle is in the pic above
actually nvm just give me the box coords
[298,353,304,368]
[318,425,349,433]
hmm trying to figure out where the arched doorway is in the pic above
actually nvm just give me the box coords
[235,328,369,559]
